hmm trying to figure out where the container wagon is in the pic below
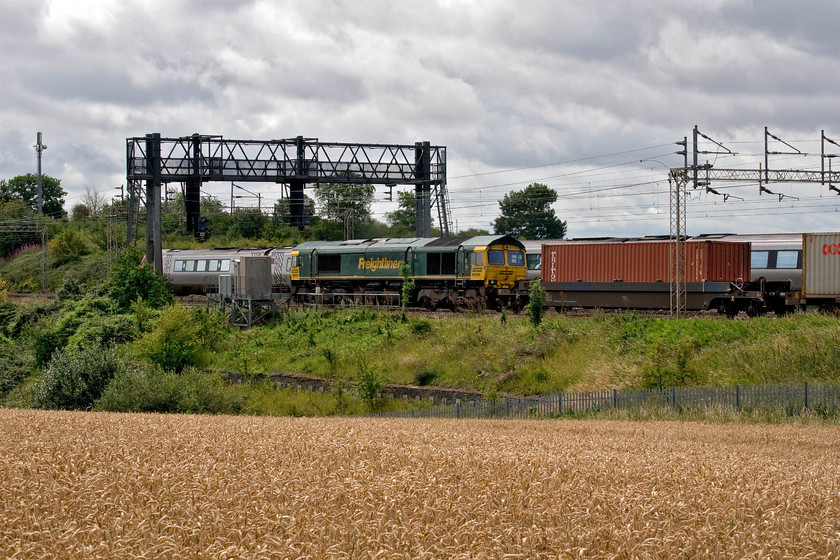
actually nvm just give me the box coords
[537,239,767,314]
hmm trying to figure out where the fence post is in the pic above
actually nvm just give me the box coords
[672,386,677,409]
[456,400,461,419]
[613,389,618,409]
[736,385,741,410]
[804,382,809,410]
[558,392,563,415]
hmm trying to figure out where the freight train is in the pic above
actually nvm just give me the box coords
[162,232,839,315]
[163,235,528,309]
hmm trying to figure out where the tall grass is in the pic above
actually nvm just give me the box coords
[204,308,840,398]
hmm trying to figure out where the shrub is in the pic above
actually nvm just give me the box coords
[96,366,240,415]
[413,366,439,386]
[30,345,124,410]
[527,280,546,327]
[48,229,93,266]
[0,339,32,398]
[133,305,206,372]
[30,295,119,366]
[410,319,433,336]
[355,358,384,412]
[108,246,173,309]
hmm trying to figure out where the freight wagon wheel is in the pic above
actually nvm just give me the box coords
[746,301,766,318]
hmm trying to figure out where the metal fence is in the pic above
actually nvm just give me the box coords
[371,383,840,419]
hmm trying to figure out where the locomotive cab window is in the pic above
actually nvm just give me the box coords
[470,253,484,266]
[318,254,341,274]
[776,250,799,269]
[488,250,505,265]
[426,252,456,275]
[751,251,769,269]
[508,250,525,266]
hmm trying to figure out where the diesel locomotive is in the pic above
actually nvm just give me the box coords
[290,235,527,309]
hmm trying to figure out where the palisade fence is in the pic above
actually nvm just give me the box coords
[371,383,840,419]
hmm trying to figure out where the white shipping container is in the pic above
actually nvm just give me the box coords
[802,233,840,298]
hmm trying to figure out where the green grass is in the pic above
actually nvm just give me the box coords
[205,308,840,397]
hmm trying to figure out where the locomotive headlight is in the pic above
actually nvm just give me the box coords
[489,279,497,286]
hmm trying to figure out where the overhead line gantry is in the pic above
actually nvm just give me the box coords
[667,126,839,316]
[126,133,450,273]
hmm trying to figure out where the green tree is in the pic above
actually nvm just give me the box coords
[456,227,491,237]
[108,246,173,309]
[274,194,315,225]
[2,174,67,217]
[385,190,417,235]
[314,182,375,223]
[493,183,566,239]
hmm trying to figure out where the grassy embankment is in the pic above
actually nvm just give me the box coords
[207,307,840,395]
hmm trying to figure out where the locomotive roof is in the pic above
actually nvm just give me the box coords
[292,235,525,252]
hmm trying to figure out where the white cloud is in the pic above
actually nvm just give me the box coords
[1,0,837,234]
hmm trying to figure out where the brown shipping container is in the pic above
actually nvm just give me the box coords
[540,240,750,283]
[802,232,840,298]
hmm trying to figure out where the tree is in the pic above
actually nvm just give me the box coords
[385,190,417,235]
[493,183,566,239]
[313,182,375,223]
[274,194,315,225]
[3,174,67,218]
[81,187,107,215]
[456,227,491,237]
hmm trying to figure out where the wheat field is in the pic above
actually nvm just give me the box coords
[1,409,838,559]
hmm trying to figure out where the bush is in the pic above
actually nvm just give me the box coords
[30,345,124,410]
[108,245,173,309]
[355,358,384,412]
[0,339,32,398]
[96,366,240,415]
[30,295,120,366]
[48,229,93,266]
[527,280,546,327]
[133,305,213,372]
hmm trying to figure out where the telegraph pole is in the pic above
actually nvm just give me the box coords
[34,132,47,214]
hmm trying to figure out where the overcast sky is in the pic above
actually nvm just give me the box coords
[1,0,838,238]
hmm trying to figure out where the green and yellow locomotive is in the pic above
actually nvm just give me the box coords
[290,235,527,309]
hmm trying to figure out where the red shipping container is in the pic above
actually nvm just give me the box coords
[540,240,750,283]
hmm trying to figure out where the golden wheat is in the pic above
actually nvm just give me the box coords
[1,409,838,559]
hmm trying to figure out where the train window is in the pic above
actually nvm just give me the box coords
[488,250,505,265]
[185,260,196,272]
[526,254,541,270]
[508,250,524,266]
[285,258,291,272]
[196,260,207,272]
[220,260,231,272]
[426,253,456,275]
[751,251,769,269]
[208,259,219,271]
[318,254,341,273]
[174,260,184,272]
[776,250,799,269]
[470,252,484,266]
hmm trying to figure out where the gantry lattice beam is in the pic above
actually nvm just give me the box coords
[126,134,450,272]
